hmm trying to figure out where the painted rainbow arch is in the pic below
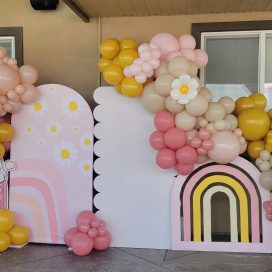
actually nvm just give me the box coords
[171,156,272,253]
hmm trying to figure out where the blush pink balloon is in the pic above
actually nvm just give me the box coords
[142,62,153,73]
[186,129,198,143]
[130,63,141,75]
[124,67,133,77]
[20,84,39,104]
[164,127,186,150]
[197,147,207,155]
[76,210,96,228]
[166,51,182,61]
[175,163,194,175]
[190,136,202,148]
[146,69,154,77]
[93,231,112,250]
[138,43,149,52]
[150,58,160,69]
[151,49,161,59]
[90,219,101,229]
[198,128,210,140]
[64,227,80,247]
[196,154,208,164]
[180,49,196,62]
[135,73,147,84]
[179,34,196,50]
[0,47,7,58]
[71,233,94,256]
[239,142,247,154]
[0,64,20,95]
[79,223,90,233]
[195,49,208,68]
[18,65,38,84]
[88,228,98,238]
[202,139,213,150]
[15,84,26,95]
[150,33,179,60]
[139,50,151,61]
[8,101,22,113]
[7,90,19,102]
[176,145,197,165]
[156,148,176,169]
[3,102,13,113]
[154,111,175,132]
[149,130,167,150]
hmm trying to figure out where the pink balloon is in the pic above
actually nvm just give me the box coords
[166,51,182,61]
[18,65,38,84]
[179,34,196,50]
[234,128,242,137]
[130,63,141,75]
[151,49,161,59]
[139,50,151,61]
[7,90,19,102]
[3,102,13,113]
[64,227,80,247]
[196,154,208,164]
[202,139,213,150]
[195,49,208,68]
[79,223,90,233]
[134,58,143,65]
[71,233,94,256]
[0,47,7,58]
[76,210,96,228]
[176,145,197,165]
[190,137,202,148]
[0,96,7,104]
[146,69,154,77]
[266,214,272,221]
[156,148,176,169]
[8,100,22,113]
[20,84,39,104]
[198,128,210,140]
[124,67,133,77]
[15,84,26,95]
[135,73,147,84]
[150,58,160,69]
[150,33,179,60]
[154,111,175,132]
[88,228,98,238]
[164,127,186,150]
[0,64,20,95]
[98,227,106,237]
[263,201,272,209]
[93,231,111,250]
[142,62,153,73]
[186,129,198,143]
[149,130,167,150]
[175,163,194,175]
[208,131,240,164]
[180,49,196,62]
[197,147,207,155]
[138,43,149,52]
[90,219,101,229]
[239,142,247,154]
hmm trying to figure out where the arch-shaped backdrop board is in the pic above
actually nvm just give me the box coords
[171,157,272,253]
[9,84,94,244]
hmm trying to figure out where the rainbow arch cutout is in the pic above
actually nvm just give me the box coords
[171,156,272,253]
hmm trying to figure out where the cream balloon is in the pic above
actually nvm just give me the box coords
[155,74,174,97]
[155,61,168,77]
[214,119,225,131]
[168,56,190,77]
[175,111,196,131]
[204,102,226,122]
[140,82,166,113]
[199,87,212,102]
[188,61,198,76]
[185,94,208,117]
[165,96,184,114]
[260,170,272,190]
[218,96,235,114]
[259,161,271,172]
[224,114,238,131]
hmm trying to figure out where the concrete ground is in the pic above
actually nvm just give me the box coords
[1,244,272,272]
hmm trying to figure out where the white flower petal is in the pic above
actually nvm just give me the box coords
[179,74,190,81]
[171,79,181,89]
[170,89,180,100]
[188,90,198,100]
[190,78,199,89]
[178,95,189,104]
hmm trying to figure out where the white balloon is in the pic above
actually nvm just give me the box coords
[259,161,271,172]
[260,150,271,161]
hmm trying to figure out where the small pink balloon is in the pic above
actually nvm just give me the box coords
[64,227,80,247]
[149,130,167,151]
[135,73,147,84]
[138,43,149,52]
[98,227,106,237]
[88,228,98,238]
[195,49,208,68]
[76,210,96,228]
[149,43,159,50]
[266,214,272,221]
[146,69,154,77]
[130,63,141,75]
[197,147,207,155]
[190,137,202,148]
[93,231,111,250]
[0,96,7,104]
[139,50,151,61]
[154,111,175,132]
[0,64,20,95]
[239,136,246,145]
[15,84,26,95]
[71,233,94,256]
[91,219,101,229]
[198,128,210,140]
[3,102,13,113]
[79,222,90,233]
[186,129,198,143]
[179,34,196,50]
[156,148,176,169]
[176,145,197,165]
[166,51,183,61]
[8,58,17,66]
[196,154,208,164]
[234,128,243,137]
[20,84,39,104]
[134,58,143,65]
[123,67,133,77]
[0,47,7,58]
[18,64,38,84]
[142,62,153,73]
[151,49,161,59]
[180,49,196,62]
[150,58,160,69]
[164,127,186,150]
[263,201,272,209]
[202,139,213,150]
[175,163,194,175]
[7,90,19,102]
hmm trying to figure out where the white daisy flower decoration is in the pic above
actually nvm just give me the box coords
[38,139,46,147]
[79,159,92,176]
[30,99,48,116]
[46,121,62,137]
[53,141,78,167]
[25,124,34,135]
[80,134,92,151]
[72,125,80,134]
[170,74,199,104]
[61,94,84,118]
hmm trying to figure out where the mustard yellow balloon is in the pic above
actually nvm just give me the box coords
[99,38,120,60]
[98,58,112,72]
[112,57,120,65]
[235,97,255,115]
[0,143,5,158]
[266,130,272,139]
[121,77,143,98]
[8,225,30,245]
[120,38,138,50]
[0,123,14,142]
[0,232,10,252]
[0,209,14,232]
[268,109,272,119]
[238,108,270,141]
[250,93,267,110]
[265,144,272,152]
[103,64,124,85]
[247,140,265,159]
[114,84,122,94]
[118,49,139,68]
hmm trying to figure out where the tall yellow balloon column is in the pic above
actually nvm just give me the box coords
[98,38,143,98]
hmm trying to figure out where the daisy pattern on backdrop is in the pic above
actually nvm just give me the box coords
[24,124,35,135]
[170,74,199,104]
[53,141,78,167]
[72,125,81,134]
[61,93,84,118]
[38,139,46,147]
[80,134,92,151]
[46,121,62,137]
[29,99,48,116]
[78,159,92,176]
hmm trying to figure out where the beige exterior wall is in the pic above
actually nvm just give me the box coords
[1,0,272,103]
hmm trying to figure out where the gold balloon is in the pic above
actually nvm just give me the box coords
[114,84,122,94]
[0,123,14,142]
[99,38,120,60]
[268,109,272,119]
[238,108,270,141]
[120,38,137,50]
[0,209,14,232]
[118,49,139,68]
[247,140,265,159]
[0,143,5,158]
[235,97,255,115]
[121,77,143,98]
[265,144,272,152]
[0,232,10,252]
[250,93,267,109]
[103,64,124,85]
[112,57,120,65]
[98,58,111,72]
[8,225,30,245]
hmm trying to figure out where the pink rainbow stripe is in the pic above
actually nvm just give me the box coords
[11,159,70,234]
[12,177,59,243]
[183,165,261,242]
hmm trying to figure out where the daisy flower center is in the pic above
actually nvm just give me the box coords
[51,126,57,133]
[83,164,90,171]
[69,101,78,111]
[27,127,32,132]
[84,139,91,146]
[34,103,42,111]
[61,149,70,159]
[179,84,189,94]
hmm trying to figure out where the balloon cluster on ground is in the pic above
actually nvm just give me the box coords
[0,47,39,116]
[64,210,111,256]
[0,209,30,252]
